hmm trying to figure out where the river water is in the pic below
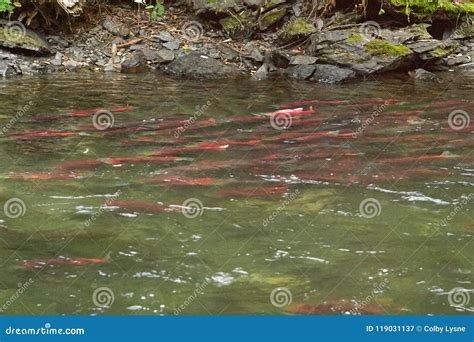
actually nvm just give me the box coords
[0,72,472,315]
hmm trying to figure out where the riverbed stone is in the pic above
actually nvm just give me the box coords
[0,60,16,78]
[284,64,316,80]
[156,48,175,63]
[408,68,439,81]
[310,64,356,83]
[308,29,415,75]
[289,55,318,65]
[156,31,175,42]
[269,49,292,68]
[121,51,148,73]
[444,54,471,66]
[165,53,242,79]
[163,40,181,51]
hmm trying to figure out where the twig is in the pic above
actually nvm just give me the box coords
[116,37,143,49]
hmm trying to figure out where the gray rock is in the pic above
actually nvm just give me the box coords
[284,64,316,80]
[156,31,175,42]
[129,44,147,51]
[102,17,129,38]
[248,49,264,62]
[289,55,318,65]
[251,64,269,81]
[156,48,175,63]
[0,60,16,78]
[121,51,148,73]
[406,40,459,60]
[51,52,63,66]
[457,62,474,70]
[310,64,355,83]
[140,48,160,62]
[308,29,415,75]
[48,35,70,48]
[408,68,439,81]
[216,44,239,61]
[269,50,292,68]
[444,54,471,66]
[165,53,242,80]
[163,40,181,51]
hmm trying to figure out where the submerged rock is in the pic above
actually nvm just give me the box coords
[408,68,440,82]
[165,53,242,80]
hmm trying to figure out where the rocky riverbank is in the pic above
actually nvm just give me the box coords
[0,1,473,82]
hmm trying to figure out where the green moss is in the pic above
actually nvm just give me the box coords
[347,33,364,44]
[219,11,255,34]
[365,39,412,57]
[259,6,287,30]
[389,0,474,14]
[285,18,316,35]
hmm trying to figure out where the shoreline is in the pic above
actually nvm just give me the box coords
[0,2,473,82]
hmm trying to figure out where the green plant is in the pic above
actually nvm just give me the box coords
[0,0,14,14]
[135,0,164,20]
[146,0,165,20]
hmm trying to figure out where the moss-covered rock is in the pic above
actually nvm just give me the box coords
[365,39,412,57]
[389,0,474,15]
[0,20,50,53]
[258,6,287,31]
[219,10,256,39]
[279,18,316,42]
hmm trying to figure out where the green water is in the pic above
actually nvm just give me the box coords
[0,73,472,315]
